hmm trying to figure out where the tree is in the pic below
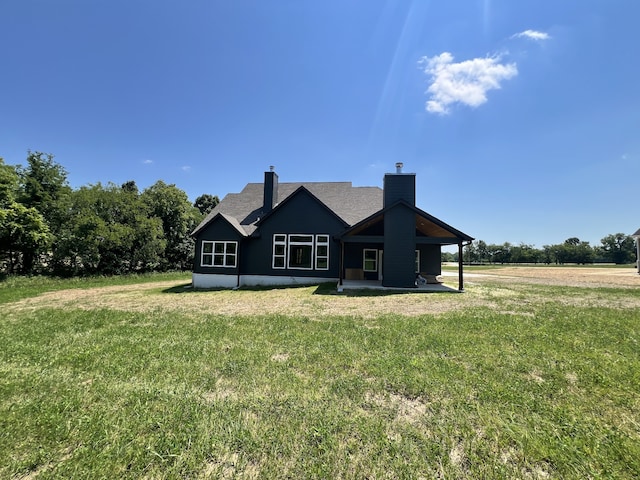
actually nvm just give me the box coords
[18,151,71,224]
[0,158,19,206]
[599,233,636,264]
[0,201,51,273]
[141,181,201,270]
[194,193,219,215]
[52,183,165,275]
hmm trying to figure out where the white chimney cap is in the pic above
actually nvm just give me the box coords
[395,162,403,173]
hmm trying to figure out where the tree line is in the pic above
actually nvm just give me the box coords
[1,151,219,276]
[442,235,638,265]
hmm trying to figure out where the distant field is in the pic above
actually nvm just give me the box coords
[1,269,639,478]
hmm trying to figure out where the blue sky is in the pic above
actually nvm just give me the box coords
[1,0,638,247]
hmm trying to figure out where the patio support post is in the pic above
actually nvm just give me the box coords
[458,242,464,292]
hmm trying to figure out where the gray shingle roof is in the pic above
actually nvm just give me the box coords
[192,181,383,236]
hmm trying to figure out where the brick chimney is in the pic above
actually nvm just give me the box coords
[263,166,278,214]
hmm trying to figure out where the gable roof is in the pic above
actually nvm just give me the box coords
[192,181,383,236]
[341,199,474,243]
[633,228,640,237]
[255,185,350,229]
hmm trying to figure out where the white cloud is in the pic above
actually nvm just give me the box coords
[143,159,153,164]
[418,52,518,114]
[512,30,550,41]
[181,165,191,172]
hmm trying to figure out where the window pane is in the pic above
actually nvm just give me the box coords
[317,235,329,243]
[316,258,328,269]
[202,254,213,266]
[213,254,224,266]
[289,245,312,268]
[227,243,236,254]
[274,257,285,268]
[214,243,225,253]
[317,245,327,256]
[226,255,236,267]
[274,234,286,242]
[290,235,313,243]
[364,250,377,260]
[275,245,285,255]
[203,242,213,254]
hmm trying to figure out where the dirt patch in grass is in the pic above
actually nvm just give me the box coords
[5,267,639,318]
[465,266,640,288]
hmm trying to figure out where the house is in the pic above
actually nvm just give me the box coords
[191,163,473,290]
[633,228,640,274]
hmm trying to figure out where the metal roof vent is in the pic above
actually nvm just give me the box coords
[269,165,275,172]
[395,162,403,173]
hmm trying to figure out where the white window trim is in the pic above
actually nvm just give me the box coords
[363,248,378,272]
[201,240,237,268]
[272,233,330,271]
[315,235,329,270]
[273,234,286,269]
[287,234,314,270]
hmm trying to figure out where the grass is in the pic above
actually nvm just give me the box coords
[1,274,639,478]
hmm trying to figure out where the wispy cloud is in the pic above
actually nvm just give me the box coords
[181,165,191,172]
[512,29,550,41]
[143,159,153,165]
[418,53,517,115]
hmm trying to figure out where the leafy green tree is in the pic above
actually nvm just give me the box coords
[52,184,165,275]
[599,233,636,264]
[18,151,71,226]
[194,193,219,215]
[0,158,20,206]
[0,158,51,273]
[141,181,201,270]
[0,201,51,273]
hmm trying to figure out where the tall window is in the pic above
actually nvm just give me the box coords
[315,235,329,270]
[201,241,237,268]
[415,249,420,273]
[363,249,378,272]
[273,234,286,269]
[272,234,329,270]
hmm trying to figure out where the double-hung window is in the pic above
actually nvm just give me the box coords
[201,241,237,268]
[272,234,330,270]
[363,249,378,272]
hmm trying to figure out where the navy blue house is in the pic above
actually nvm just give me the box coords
[191,163,473,290]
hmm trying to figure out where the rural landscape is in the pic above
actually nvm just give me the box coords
[2,265,639,478]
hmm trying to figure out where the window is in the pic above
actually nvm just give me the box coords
[272,234,330,270]
[415,249,420,273]
[363,249,378,272]
[315,235,329,270]
[201,241,237,268]
[273,235,286,269]
[288,235,313,269]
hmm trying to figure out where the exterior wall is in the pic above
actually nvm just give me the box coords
[383,174,415,208]
[241,275,338,286]
[193,217,242,276]
[192,273,336,288]
[242,190,345,278]
[383,204,416,287]
[193,273,239,289]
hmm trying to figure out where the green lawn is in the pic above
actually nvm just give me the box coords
[1,274,639,478]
